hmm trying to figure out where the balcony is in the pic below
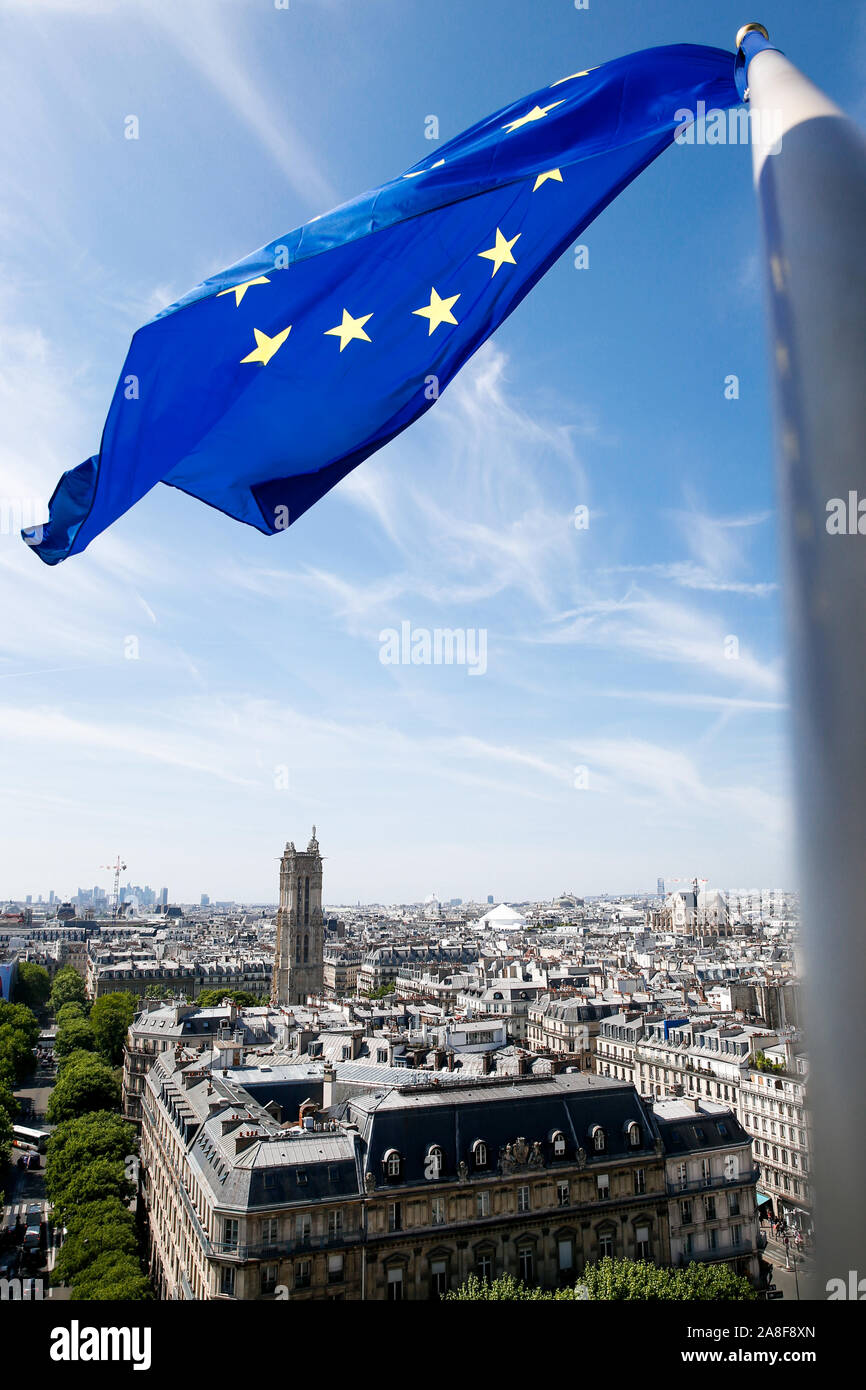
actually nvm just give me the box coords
[667,1167,760,1197]
[210,1229,363,1262]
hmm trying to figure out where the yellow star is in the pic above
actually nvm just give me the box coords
[478,227,521,277]
[550,67,598,87]
[533,168,563,191]
[412,286,461,335]
[217,276,271,307]
[324,308,373,352]
[240,325,291,366]
[502,100,564,133]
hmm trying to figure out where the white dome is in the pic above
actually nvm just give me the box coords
[478,902,526,929]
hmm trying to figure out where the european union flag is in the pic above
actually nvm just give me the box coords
[27,43,739,564]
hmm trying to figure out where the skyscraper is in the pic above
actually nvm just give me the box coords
[272,828,324,1006]
[159,887,168,907]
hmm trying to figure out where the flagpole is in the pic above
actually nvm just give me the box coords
[739,22,866,1294]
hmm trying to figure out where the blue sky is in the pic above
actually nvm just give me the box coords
[1,0,863,905]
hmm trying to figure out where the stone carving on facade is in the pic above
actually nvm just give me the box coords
[529,1140,544,1168]
[513,1137,530,1166]
[499,1143,515,1174]
[576,1146,587,1169]
[364,1170,376,1192]
[457,1160,469,1182]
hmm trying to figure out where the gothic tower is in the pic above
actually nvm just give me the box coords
[272,828,324,1006]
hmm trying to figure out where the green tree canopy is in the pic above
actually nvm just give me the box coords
[51,1157,135,1224]
[0,1000,40,1081]
[45,1111,137,1205]
[13,961,51,1011]
[55,1015,97,1062]
[194,989,262,1008]
[90,992,136,1066]
[56,1001,88,1027]
[70,1250,153,1301]
[53,1207,138,1284]
[47,1053,121,1123]
[0,1105,11,1168]
[445,1259,758,1301]
[63,1194,136,1240]
[49,965,87,1013]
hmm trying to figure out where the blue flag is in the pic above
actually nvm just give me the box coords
[27,43,739,564]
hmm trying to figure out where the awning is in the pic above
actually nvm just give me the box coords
[756,1191,773,1205]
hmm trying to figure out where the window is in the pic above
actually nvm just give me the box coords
[476,1251,493,1281]
[477,1191,490,1218]
[328,1254,344,1284]
[431,1259,448,1297]
[635,1225,650,1260]
[684,1232,693,1255]
[704,1195,716,1222]
[328,1209,343,1239]
[701,1157,712,1187]
[261,1263,278,1295]
[295,1213,311,1244]
[676,1161,688,1191]
[597,1174,609,1201]
[223,1218,239,1248]
[294,1259,311,1289]
[707,1227,718,1251]
[592,1125,606,1152]
[633,1168,645,1195]
[599,1230,614,1259]
[472,1139,488,1169]
[627,1121,641,1148]
[220,1266,235,1296]
[387,1267,404,1301]
[262,1217,279,1245]
[728,1190,740,1217]
[376,1048,388,1064]
[558,1237,574,1273]
[731,1223,742,1247]
[552,1130,567,1158]
[426,1145,443,1180]
[680,1200,693,1226]
[385,1150,401,1178]
[431,1197,446,1225]
[518,1246,534,1283]
[388,1201,402,1233]
[517,1185,530,1213]
[557,1180,570,1208]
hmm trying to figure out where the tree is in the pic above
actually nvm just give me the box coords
[90,992,136,1066]
[55,1002,88,1027]
[49,965,86,1014]
[45,1112,136,1206]
[0,1000,40,1081]
[47,1053,121,1123]
[194,989,262,1008]
[13,961,51,1011]
[0,1105,11,1168]
[53,1209,138,1285]
[51,1158,135,1225]
[445,1259,757,1301]
[70,1250,152,1301]
[55,1016,97,1063]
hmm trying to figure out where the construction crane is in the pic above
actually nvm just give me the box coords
[100,856,127,915]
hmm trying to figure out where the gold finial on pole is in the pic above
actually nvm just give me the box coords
[736,22,770,51]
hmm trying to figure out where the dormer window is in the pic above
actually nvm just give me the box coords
[627,1121,641,1148]
[591,1125,606,1153]
[472,1139,488,1169]
[426,1145,444,1179]
[383,1148,401,1179]
[551,1130,567,1158]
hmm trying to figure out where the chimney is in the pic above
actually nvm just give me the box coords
[517,1053,530,1076]
[446,1050,455,1072]
[322,1061,336,1109]
[480,1050,491,1075]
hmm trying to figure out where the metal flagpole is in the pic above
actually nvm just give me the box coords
[737,21,866,1295]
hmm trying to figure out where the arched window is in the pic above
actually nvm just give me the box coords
[383,1149,401,1178]
[627,1121,641,1148]
[303,934,309,963]
[591,1124,606,1153]
[426,1145,443,1179]
[551,1130,567,1158]
[295,936,301,962]
[472,1139,487,1169]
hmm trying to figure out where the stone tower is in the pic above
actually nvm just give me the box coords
[272,828,324,1006]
